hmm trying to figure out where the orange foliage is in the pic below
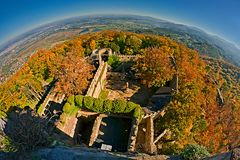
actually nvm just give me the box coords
[0,30,239,155]
[54,52,94,97]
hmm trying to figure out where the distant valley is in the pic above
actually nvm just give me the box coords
[0,15,240,83]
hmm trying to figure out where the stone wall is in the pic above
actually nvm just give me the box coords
[86,62,108,98]
[117,55,142,62]
[127,118,139,152]
[88,114,107,146]
[56,50,108,143]
[144,116,157,154]
[57,116,78,138]
[39,89,55,116]
[90,48,113,64]
[135,111,166,154]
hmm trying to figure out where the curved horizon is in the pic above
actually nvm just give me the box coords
[0,0,240,48]
[0,13,239,50]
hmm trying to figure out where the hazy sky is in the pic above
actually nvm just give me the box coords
[0,0,240,47]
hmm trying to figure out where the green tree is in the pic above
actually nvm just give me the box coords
[107,55,122,69]
[108,42,120,53]
[84,46,92,56]
[114,33,126,53]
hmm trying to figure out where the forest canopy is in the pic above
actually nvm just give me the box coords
[0,30,239,154]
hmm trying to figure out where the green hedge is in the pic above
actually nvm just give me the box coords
[133,107,143,118]
[125,102,139,113]
[67,95,75,106]
[62,103,73,114]
[62,95,143,119]
[112,99,127,113]
[62,102,78,116]
[93,98,104,112]
[75,95,84,108]
[83,96,94,110]
[103,99,112,113]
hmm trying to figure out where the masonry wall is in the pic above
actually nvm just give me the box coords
[128,118,139,152]
[88,114,107,146]
[86,62,108,98]
[117,55,142,62]
[145,116,156,154]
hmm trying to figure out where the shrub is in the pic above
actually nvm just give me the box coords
[93,98,104,112]
[62,103,72,114]
[103,100,112,113]
[133,106,143,119]
[107,55,122,69]
[75,95,84,108]
[83,96,94,110]
[112,99,127,113]
[125,102,138,113]
[181,144,210,160]
[63,101,78,115]
[69,106,79,116]
[67,95,75,106]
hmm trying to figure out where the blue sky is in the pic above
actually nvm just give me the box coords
[0,0,240,47]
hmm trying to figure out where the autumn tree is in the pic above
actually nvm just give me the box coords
[0,30,239,155]
[54,52,95,97]
[136,42,210,154]
[108,42,120,53]
[114,32,126,53]
[121,35,142,55]
[90,40,96,51]
[135,47,175,87]
[28,49,57,81]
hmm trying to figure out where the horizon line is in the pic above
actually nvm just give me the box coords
[0,13,239,50]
